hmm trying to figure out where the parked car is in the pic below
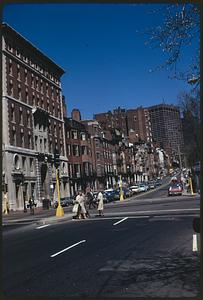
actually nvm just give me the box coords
[103,189,116,202]
[123,187,133,198]
[113,189,121,200]
[129,185,140,194]
[168,183,183,196]
[54,196,74,208]
[155,178,162,186]
[138,183,148,192]
[148,181,155,189]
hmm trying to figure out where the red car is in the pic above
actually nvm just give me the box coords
[168,183,183,196]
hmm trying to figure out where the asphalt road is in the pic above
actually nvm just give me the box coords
[2,186,200,298]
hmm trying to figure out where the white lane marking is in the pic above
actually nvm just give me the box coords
[50,240,86,258]
[36,224,50,229]
[108,208,199,216]
[113,217,128,226]
[193,234,198,251]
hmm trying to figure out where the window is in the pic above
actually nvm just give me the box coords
[49,139,52,153]
[7,44,12,52]
[96,152,100,159]
[31,74,34,88]
[44,138,47,152]
[25,88,28,103]
[72,131,78,139]
[9,80,13,96]
[9,59,12,75]
[20,132,24,148]
[30,158,34,172]
[81,133,86,141]
[37,95,40,106]
[14,154,20,169]
[46,83,49,96]
[28,133,32,149]
[22,157,26,171]
[32,93,35,106]
[35,77,38,90]
[17,64,20,80]
[67,144,71,156]
[12,127,16,146]
[17,84,21,99]
[40,80,43,93]
[11,104,15,122]
[27,111,31,127]
[23,55,28,63]
[30,60,35,68]
[41,96,44,108]
[16,49,20,58]
[19,108,23,125]
[35,136,38,150]
[73,145,80,156]
[40,139,43,152]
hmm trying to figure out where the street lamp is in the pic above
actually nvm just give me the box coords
[119,175,124,201]
[54,149,64,217]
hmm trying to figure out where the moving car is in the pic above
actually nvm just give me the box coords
[168,183,183,196]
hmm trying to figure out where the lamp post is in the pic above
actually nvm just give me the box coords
[119,175,124,201]
[54,149,64,217]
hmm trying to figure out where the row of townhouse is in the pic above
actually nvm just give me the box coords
[2,23,170,211]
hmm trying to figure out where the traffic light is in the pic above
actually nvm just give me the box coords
[54,149,60,168]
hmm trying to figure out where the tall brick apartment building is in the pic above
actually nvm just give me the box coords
[2,23,69,210]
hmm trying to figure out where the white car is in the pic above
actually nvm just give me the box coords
[138,183,148,192]
[130,185,140,194]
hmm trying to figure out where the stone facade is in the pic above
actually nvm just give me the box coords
[2,23,69,210]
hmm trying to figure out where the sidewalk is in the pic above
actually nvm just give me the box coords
[2,206,74,226]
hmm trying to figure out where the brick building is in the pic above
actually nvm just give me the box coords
[94,107,128,138]
[126,107,153,144]
[65,112,93,195]
[2,23,69,210]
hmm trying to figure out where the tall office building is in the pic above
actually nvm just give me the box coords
[148,104,184,158]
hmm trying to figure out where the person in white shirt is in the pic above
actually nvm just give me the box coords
[97,189,104,216]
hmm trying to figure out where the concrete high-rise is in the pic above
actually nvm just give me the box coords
[148,104,184,158]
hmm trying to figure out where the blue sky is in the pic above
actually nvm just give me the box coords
[3,3,195,119]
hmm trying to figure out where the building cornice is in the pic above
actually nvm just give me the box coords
[2,22,65,77]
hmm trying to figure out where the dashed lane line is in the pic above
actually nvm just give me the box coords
[193,234,198,252]
[36,224,50,229]
[113,217,128,226]
[50,240,86,258]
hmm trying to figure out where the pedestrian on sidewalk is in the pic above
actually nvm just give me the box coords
[3,192,10,214]
[73,191,87,219]
[97,189,104,217]
[28,197,36,215]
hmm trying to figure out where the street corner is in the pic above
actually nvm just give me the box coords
[37,213,74,225]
